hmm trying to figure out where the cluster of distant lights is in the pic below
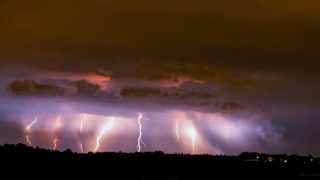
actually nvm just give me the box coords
[253,155,315,165]
[23,112,200,154]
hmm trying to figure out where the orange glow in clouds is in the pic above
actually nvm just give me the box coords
[159,76,204,88]
[37,71,112,91]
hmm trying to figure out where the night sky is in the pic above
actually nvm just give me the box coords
[0,0,319,155]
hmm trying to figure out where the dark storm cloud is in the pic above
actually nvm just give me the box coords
[7,79,105,96]
[8,79,65,96]
[219,102,243,113]
[0,0,319,71]
[2,66,255,116]
[120,87,217,100]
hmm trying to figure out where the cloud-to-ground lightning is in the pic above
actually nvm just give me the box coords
[52,137,59,150]
[137,112,144,152]
[93,117,115,152]
[80,115,85,133]
[79,114,86,153]
[186,126,197,154]
[79,143,84,153]
[52,116,62,150]
[25,117,38,146]
[175,119,180,142]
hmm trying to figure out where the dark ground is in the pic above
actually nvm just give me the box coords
[0,144,319,179]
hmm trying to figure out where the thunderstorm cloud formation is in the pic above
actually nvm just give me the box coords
[0,0,319,155]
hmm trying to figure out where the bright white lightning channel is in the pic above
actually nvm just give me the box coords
[25,117,38,146]
[93,117,115,153]
[137,112,144,152]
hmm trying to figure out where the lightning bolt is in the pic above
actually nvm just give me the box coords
[175,119,180,142]
[52,116,62,150]
[25,117,38,146]
[80,115,85,132]
[25,136,32,147]
[79,114,86,153]
[79,143,84,153]
[93,118,114,153]
[187,126,197,154]
[136,112,144,152]
[52,137,59,150]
